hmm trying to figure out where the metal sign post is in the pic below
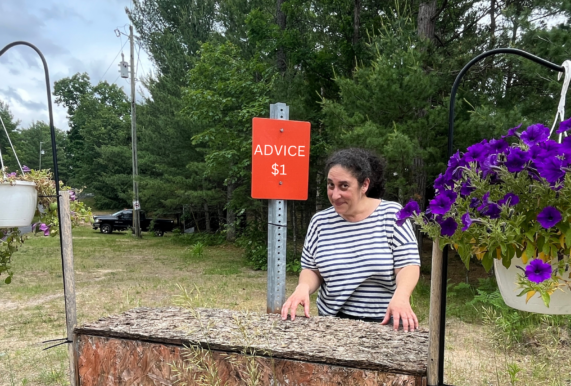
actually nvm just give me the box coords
[267,103,289,313]
[251,104,311,313]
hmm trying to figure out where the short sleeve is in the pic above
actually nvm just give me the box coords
[391,217,421,269]
[301,215,320,270]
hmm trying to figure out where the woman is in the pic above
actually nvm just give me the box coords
[280,148,421,332]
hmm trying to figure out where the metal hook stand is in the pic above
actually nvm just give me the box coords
[0,41,77,384]
[429,48,565,386]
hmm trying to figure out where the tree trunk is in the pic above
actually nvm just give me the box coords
[276,0,287,74]
[204,202,211,232]
[226,183,236,241]
[489,0,496,46]
[417,1,437,42]
[413,155,426,254]
[353,0,361,47]
[315,172,323,212]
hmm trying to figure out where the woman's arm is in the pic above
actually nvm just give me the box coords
[381,265,420,331]
[281,269,323,321]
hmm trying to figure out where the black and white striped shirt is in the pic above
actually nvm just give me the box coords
[301,200,420,318]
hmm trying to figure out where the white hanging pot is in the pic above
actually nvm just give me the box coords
[0,181,38,228]
[494,256,571,314]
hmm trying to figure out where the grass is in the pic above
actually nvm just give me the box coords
[1,225,570,385]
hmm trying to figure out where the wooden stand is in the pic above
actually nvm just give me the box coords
[75,307,428,385]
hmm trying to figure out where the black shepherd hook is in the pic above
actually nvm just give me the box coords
[0,41,68,337]
[437,48,565,386]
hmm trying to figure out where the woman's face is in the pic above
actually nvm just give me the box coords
[327,165,369,216]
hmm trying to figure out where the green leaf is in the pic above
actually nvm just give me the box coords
[564,226,571,249]
[482,249,494,271]
[4,276,11,284]
[540,292,551,308]
[503,244,515,269]
[525,242,536,261]
[542,239,551,256]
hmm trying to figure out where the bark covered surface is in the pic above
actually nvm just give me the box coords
[75,307,428,375]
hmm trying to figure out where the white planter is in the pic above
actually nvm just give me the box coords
[494,256,571,314]
[0,181,38,228]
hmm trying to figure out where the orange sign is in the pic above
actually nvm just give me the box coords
[251,118,311,200]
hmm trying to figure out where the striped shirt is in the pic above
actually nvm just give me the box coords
[301,200,420,318]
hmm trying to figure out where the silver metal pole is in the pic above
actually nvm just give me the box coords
[130,25,141,238]
[267,103,289,313]
[59,191,77,385]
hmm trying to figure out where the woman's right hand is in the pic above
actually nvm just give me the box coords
[281,284,311,321]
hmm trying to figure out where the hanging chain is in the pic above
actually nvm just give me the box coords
[550,60,571,144]
[0,114,24,176]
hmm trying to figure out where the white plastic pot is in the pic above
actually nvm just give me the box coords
[0,180,38,228]
[494,256,571,314]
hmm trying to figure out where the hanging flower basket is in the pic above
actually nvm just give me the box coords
[0,180,37,228]
[397,121,571,313]
[494,256,571,314]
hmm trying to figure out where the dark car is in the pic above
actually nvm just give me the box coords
[93,209,175,236]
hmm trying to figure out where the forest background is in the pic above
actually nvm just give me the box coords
[2,0,571,270]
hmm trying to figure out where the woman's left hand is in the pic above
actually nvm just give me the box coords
[381,294,418,332]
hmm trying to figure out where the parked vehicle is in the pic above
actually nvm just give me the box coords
[92,210,175,236]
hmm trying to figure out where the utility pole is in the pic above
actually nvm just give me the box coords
[39,141,44,169]
[130,25,141,238]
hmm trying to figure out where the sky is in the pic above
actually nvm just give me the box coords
[0,0,153,132]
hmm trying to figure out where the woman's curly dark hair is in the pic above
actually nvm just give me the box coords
[324,148,386,199]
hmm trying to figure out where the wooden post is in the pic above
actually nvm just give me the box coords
[427,239,442,386]
[59,190,78,385]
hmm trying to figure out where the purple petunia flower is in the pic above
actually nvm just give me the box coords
[497,193,519,207]
[429,192,455,215]
[469,197,480,208]
[445,151,468,181]
[488,139,509,154]
[537,206,562,229]
[520,124,550,146]
[464,140,489,163]
[433,173,451,192]
[69,190,76,201]
[505,147,531,173]
[460,180,476,197]
[476,192,491,211]
[556,117,571,134]
[483,203,501,219]
[535,157,566,185]
[396,200,420,226]
[22,165,31,172]
[442,190,458,203]
[39,223,50,236]
[7,172,16,177]
[461,212,473,231]
[525,259,552,283]
[560,136,571,155]
[438,217,458,237]
[503,123,522,138]
[480,154,499,178]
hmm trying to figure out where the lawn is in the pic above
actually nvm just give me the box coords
[1,225,570,385]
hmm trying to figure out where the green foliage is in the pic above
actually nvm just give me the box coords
[469,278,571,348]
[0,169,92,283]
[53,73,132,208]
[191,242,205,259]
[286,251,302,274]
[236,221,267,270]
